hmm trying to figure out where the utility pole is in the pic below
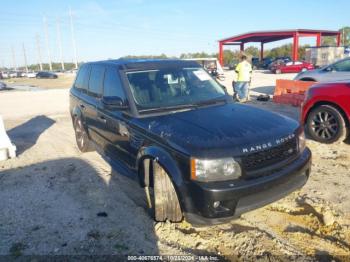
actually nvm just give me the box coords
[56,18,65,70]
[36,34,43,71]
[43,16,53,71]
[11,45,17,71]
[22,43,28,73]
[69,7,78,69]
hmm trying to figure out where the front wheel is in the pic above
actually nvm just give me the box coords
[275,69,281,74]
[144,160,183,222]
[306,105,348,143]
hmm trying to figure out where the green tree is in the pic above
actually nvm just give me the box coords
[121,54,169,59]
[322,36,336,46]
[244,46,260,58]
[179,52,215,59]
[339,26,350,46]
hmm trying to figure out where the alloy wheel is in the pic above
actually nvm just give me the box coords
[311,110,338,140]
[75,119,85,149]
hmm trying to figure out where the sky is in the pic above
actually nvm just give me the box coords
[0,0,348,68]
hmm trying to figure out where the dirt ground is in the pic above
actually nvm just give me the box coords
[3,73,75,89]
[1,71,350,261]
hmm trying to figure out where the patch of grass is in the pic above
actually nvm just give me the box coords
[114,243,129,251]
[87,230,101,240]
[9,242,27,257]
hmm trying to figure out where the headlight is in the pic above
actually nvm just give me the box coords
[298,130,306,152]
[190,158,242,182]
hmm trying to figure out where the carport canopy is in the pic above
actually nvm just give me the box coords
[218,29,341,65]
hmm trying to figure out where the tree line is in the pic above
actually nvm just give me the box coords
[2,27,349,71]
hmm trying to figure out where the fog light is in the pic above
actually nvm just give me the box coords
[213,201,220,208]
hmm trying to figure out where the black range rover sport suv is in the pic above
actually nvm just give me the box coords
[70,59,312,225]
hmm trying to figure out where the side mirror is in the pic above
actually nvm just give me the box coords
[102,96,128,109]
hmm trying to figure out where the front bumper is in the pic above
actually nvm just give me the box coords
[184,148,312,225]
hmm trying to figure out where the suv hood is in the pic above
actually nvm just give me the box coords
[135,103,299,158]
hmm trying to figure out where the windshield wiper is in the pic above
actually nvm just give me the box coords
[138,97,227,114]
[192,97,227,107]
[139,104,197,113]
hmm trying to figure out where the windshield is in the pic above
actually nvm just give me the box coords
[126,67,226,111]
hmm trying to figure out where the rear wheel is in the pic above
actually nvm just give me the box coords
[306,105,348,143]
[275,69,281,74]
[144,160,182,222]
[73,117,93,152]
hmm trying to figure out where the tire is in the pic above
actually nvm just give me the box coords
[73,117,94,152]
[146,160,182,222]
[306,105,349,143]
[275,69,281,74]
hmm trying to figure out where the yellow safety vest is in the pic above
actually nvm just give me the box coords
[235,61,252,82]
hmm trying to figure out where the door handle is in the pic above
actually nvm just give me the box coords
[99,116,107,124]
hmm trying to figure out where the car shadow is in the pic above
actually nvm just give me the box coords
[7,115,56,155]
[0,157,160,256]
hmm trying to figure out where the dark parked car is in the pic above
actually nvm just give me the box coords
[302,81,350,143]
[260,57,274,69]
[0,81,7,90]
[251,57,260,70]
[70,59,311,225]
[36,71,58,79]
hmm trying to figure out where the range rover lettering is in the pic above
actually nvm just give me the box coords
[69,59,312,225]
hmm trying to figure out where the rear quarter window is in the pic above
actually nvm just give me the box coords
[75,65,90,91]
[88,65,105,97]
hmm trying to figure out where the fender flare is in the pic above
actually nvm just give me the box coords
[136,145,184,188]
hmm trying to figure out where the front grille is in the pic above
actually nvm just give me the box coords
[241,138,298,172]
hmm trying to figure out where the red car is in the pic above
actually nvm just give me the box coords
[302,81,350,143]
[272,61,314,74]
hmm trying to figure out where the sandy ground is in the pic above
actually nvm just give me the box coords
[0,72,350,260]
[3,73,75,90]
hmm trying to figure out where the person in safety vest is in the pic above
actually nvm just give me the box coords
[234,55,252,102]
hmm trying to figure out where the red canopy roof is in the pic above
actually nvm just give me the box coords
[218,29,341,64]
[219,29,340,44]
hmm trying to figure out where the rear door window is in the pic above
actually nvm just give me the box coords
[88,65,105,97]
[103,67,126,100]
